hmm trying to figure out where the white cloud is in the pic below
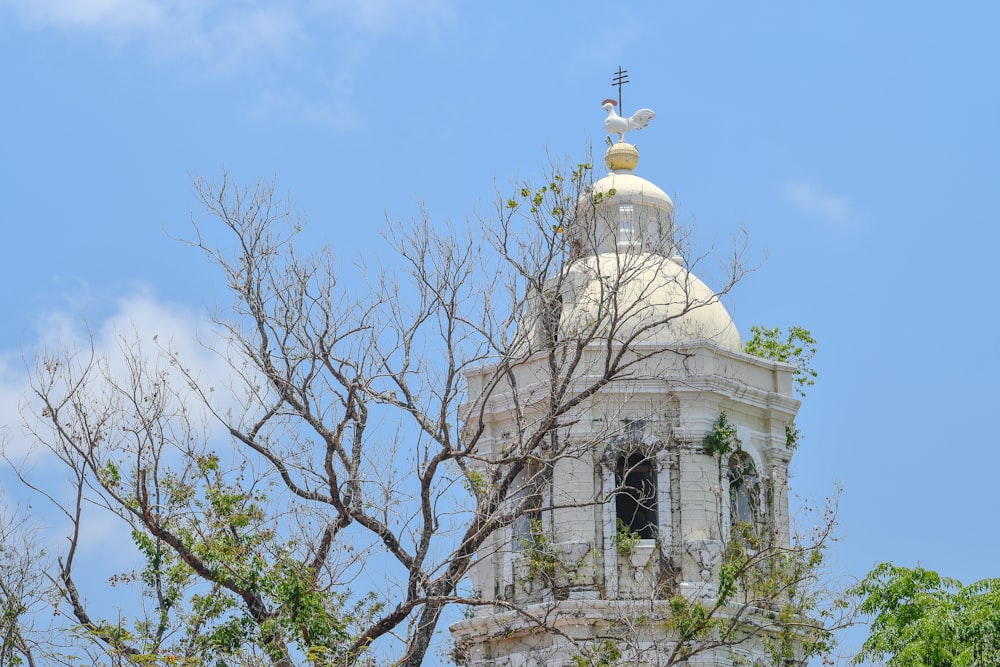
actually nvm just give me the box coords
[3,0,164,31]
[0,1,305,69]
[0,290,242,463]
[0,0,452,62]
[0,0,455,125]
[782,181,856,228]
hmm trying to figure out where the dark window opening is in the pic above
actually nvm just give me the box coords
[615,452,657,540]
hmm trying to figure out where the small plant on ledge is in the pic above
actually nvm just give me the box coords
[614,518,642,559]
[703,412,741,456]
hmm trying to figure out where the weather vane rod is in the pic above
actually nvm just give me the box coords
[612,66,630,113]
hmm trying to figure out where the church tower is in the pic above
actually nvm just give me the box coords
[450,104,803,666]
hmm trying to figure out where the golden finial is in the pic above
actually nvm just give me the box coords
[604,142,639,172]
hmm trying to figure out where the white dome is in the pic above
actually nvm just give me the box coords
[570,168,676,257]
[558,252,741,351]
[591,171,672,203]
[529,143,740,352]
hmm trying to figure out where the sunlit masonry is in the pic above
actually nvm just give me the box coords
[450,100,803,666]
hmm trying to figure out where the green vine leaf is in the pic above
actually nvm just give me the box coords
[703,412,741,456]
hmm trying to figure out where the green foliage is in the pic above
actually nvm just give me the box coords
[571,639,623,667]
[463,468,487,498]
[78,448,379,666]
[613,518,642,558]
[703,412,741,456]
[571,163,593,178]
[665,594,712,643]
[785,423,801,450]
[717,527,839,664]
[590,187,616,205]
[514,166,589,217]
[507,162,599,262]
[744,325,818,396]
[521,519,562,582]
[853,563,1000,667]
[100,460,122,487]
[666,525,835,661]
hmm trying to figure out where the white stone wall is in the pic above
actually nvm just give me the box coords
[452,340,801,665]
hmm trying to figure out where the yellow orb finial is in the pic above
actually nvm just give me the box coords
[604,142,639,172]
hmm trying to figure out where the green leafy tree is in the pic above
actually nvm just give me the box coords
[853,563,1000,667]
[744,325,818,396]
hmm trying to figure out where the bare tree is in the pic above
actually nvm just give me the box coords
[0,493,48,667]
[3,157,845,665]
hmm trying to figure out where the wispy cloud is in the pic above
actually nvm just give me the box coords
[2,0,164,32]
[0,290,238,463]
[0,0,454,124]
[336,0,453,33]
[782,181,857,228]
[0,0,452,61]
[1,0,304,65]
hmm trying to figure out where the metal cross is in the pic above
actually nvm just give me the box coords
[612,67,630,113]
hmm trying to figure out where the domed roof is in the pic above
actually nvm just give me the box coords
[569,143,676,258]
[528,142,741,351]
[590,171,673,207]
[558,251,741,351]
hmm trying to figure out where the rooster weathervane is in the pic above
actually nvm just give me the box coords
[602,66,655,143]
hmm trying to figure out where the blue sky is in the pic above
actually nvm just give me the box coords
[2,0,999,661]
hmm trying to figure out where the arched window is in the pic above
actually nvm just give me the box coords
[728,452,762,528]
[615,452,657,539]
